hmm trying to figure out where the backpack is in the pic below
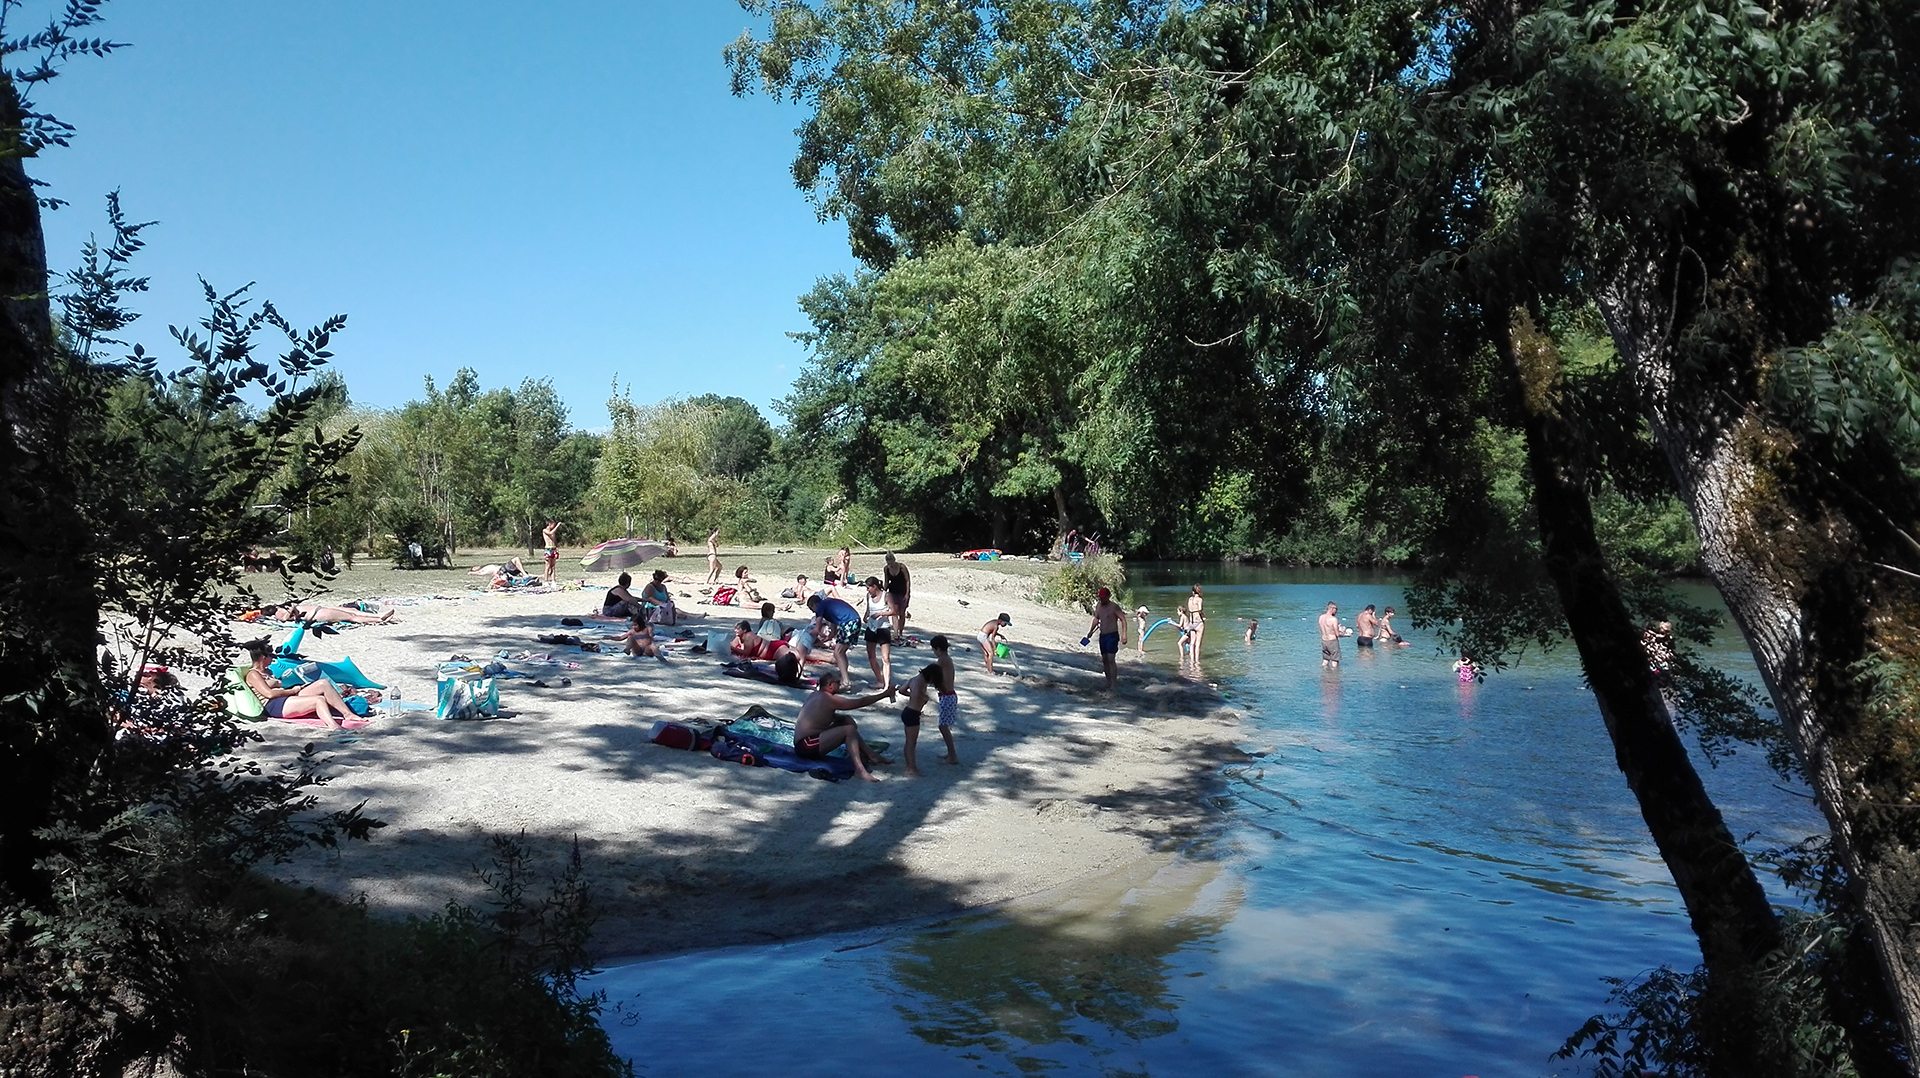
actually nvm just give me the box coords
[708,730,764,767]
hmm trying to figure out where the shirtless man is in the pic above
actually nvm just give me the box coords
[1354,604,1378,648]
[793,670,895,782]
[1083,586,1127,691]
[1318,601,1353,669]
[542,519,561,584]
[705,527,722,585]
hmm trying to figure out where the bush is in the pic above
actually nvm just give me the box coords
[1037,553,1126,610]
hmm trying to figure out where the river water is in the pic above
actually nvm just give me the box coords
[589,566,1825,1076]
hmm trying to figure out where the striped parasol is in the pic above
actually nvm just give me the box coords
[580,538,669,572]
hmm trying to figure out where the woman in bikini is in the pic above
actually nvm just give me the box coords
[242,641,357,729]
[1185,585,1206,662]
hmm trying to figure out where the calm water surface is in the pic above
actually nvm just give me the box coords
[591,566,1825,1076]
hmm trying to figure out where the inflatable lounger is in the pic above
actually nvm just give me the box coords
[271,655,384,690]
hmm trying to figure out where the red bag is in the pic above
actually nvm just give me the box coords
[648,721,709,751]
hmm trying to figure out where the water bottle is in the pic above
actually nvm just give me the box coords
[388,683,402,716]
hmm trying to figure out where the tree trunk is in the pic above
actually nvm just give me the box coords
[0,74,107,903]
[1599,279,1920,1062]
[1505,314,1784,997]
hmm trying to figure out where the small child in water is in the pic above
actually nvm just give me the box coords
[1244,618,1259,643]
[1454,654,1482,683]
[930,634,959,764]
[897,662,947,776]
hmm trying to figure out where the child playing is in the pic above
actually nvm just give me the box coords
[978,612,1012,675]
[1245,618,1259,643]
[930,634,959,764]
[897,662,947,776]
[621,611,664,661]
[1454,653,1482,683]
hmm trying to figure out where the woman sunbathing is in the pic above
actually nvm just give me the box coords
[242,641,358,729]
[265,601,397,625]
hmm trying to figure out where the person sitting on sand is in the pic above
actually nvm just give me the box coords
[489,557,531,589]
[620,610,664,660]
[733,564,763,604]
[603,572,643,619]
[264,601,397,625]
[755,602,784,642]
[782,573,812,600]
[641,569,677,625]
[242,640,357,729]
[793,669,896,782]
[896,662,947,776]
[978,612,1012,675]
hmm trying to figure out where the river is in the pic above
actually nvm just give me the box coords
[588,565,1825,1076]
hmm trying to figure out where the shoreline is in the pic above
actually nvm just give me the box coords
[244,552,1247,961]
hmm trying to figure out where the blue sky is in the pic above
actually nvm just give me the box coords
[30,2,855,427]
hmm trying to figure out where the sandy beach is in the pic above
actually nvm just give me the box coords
[245,552,1245,959]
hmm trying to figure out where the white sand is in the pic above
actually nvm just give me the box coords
[254,558,1245,959]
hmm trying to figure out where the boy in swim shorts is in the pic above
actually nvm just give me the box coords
[978,612,1011,675]
[930,634,959,764]
[1083,586,1127,692]
[896,662,946,776]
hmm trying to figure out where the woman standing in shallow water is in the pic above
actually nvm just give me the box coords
[1186,585,1206,662]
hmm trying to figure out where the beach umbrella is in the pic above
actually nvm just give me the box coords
[581,538,667,572]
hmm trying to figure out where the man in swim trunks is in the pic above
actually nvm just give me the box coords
[1084,586,1127,692]
[793,670,896,781]
[1354,604,1378,647]
[1318,602,1352,669]
[807,591,864,686]
[542,519,561,583]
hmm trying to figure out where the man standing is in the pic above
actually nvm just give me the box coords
[882,552,911,639]
[1354,604,1378,648]
[1318,602,1352,669]
[541,519,561,584]
[1084,586,1127,692]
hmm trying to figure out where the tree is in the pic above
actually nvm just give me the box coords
[732,0,1920,1065]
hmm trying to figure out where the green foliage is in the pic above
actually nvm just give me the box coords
[1036,553,1126,610]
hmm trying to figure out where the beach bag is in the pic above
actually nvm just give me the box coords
[436,674,501,720]
[649,720,709,751]
[708,731,764,767]
[712,585,738,605]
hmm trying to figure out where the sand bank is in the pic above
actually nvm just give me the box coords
[251,553,1244,959]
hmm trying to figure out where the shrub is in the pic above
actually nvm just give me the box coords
[1038,553,1126,610]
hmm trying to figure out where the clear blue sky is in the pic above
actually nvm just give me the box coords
[30,2,855,427]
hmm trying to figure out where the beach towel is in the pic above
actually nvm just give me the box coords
[268,712,371,730]
[709,727,853,781]
[720,660,815,689]
[710,585,738,605]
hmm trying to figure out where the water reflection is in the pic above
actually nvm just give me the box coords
[885,859,1238,1067]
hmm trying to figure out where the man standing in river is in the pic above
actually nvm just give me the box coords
[1318,602,1352,670]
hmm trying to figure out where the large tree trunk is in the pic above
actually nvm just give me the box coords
[0,74,107,904]
[1600,278,1920,1062]
[1505,314,1783,1001]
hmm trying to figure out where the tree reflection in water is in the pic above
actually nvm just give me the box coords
[882,858,1241,1067]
